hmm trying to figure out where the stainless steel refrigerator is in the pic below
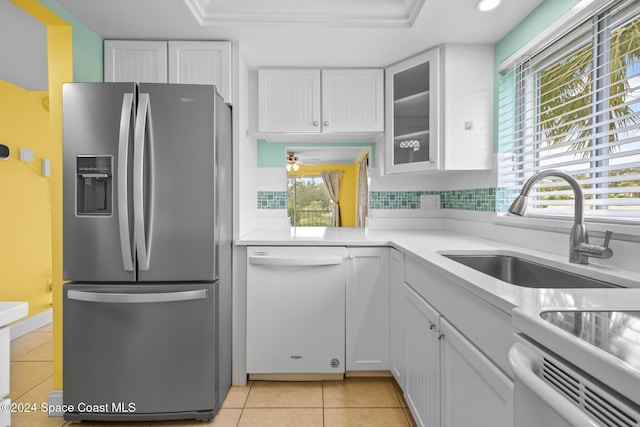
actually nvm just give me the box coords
[61,82,232,422]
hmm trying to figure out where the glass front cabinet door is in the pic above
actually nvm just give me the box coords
[385,48,441,174]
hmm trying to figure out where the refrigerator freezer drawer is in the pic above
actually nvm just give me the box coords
[63,283,217,422]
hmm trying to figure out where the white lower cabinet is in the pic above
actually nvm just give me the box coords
[345,247,389,371]
[440,318,514,427]
[404,283,441,427]
[389,249,405,386]
[243,244,514,426]
[402,283,514,427]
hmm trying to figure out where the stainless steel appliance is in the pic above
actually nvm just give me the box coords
[62,82,232,422]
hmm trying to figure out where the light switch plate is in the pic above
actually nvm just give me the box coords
[42,158,51,177]
[19,148,34,163]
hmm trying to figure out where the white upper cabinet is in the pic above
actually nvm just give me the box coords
[441,45,493,171]
[386,48,439,173]
[168,41,232,104]
[258,68,384,135]
[258,69,321,133]
[321,69,384,133]
[104,40,232,104]
[104,40,168,83]
[385,44,493,174]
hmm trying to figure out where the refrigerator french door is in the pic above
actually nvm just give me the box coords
[62,82,230,422]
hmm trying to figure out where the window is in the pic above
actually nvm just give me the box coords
[498,0,640,222]
[287,176,332,227]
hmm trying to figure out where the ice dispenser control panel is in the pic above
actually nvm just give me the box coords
[76,156,113,216]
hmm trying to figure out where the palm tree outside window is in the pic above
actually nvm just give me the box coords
[499,0,640,221]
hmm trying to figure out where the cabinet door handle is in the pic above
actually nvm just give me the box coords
[428,320,436,330]
[313,121,319,126]
[429,158,436,163]
[436,331,445,340]
[324,121,330,126]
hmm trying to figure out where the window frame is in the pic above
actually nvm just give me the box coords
[502,0,640,224]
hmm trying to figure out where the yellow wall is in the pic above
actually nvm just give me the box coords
[288,161,360,227]
[0,81,52,314]
[7,0,73,391]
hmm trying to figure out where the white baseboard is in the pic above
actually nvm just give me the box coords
[9,309,52,340]
[47,390,64,417]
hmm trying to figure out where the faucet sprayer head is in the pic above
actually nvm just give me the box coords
[508,194,528,216]
[507,170,582,218]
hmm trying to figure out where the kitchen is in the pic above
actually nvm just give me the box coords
[1,0,640,426]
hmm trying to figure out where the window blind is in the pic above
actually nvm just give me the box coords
[498,0,640,221]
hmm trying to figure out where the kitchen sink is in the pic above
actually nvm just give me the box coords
[443,254,622,289]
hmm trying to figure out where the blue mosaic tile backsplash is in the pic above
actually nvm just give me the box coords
[258,188,515,212]
[369,191,439,209]
[257,191,287,209]
[370,188,501,212]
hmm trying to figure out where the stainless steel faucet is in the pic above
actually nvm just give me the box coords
[508,169,613,264]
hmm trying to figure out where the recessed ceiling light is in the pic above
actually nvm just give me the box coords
[476,0,501,12]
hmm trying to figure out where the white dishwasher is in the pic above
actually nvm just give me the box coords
[246,246,346,377]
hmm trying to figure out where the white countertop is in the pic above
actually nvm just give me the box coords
[0,302,28,328]
[238,227,640,311]
[238,227,640,403]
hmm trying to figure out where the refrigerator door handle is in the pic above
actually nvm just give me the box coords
[67,289,208,304]
[134,93,152,271]
[118,93,135,272]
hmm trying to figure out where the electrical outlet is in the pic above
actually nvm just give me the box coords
[420,195,440,210]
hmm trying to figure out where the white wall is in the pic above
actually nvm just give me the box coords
[234,45,258,237]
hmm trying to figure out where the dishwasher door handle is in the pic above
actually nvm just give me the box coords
[509,343,601,427]
[67,289,208,304]
[248,256,344,267]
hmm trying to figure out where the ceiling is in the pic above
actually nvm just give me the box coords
[52,0,543,68]
[185,0,426,27]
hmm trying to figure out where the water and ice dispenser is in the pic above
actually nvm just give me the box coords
[76,156,112,216]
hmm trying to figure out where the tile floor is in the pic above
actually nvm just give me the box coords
[9,325,417,426]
